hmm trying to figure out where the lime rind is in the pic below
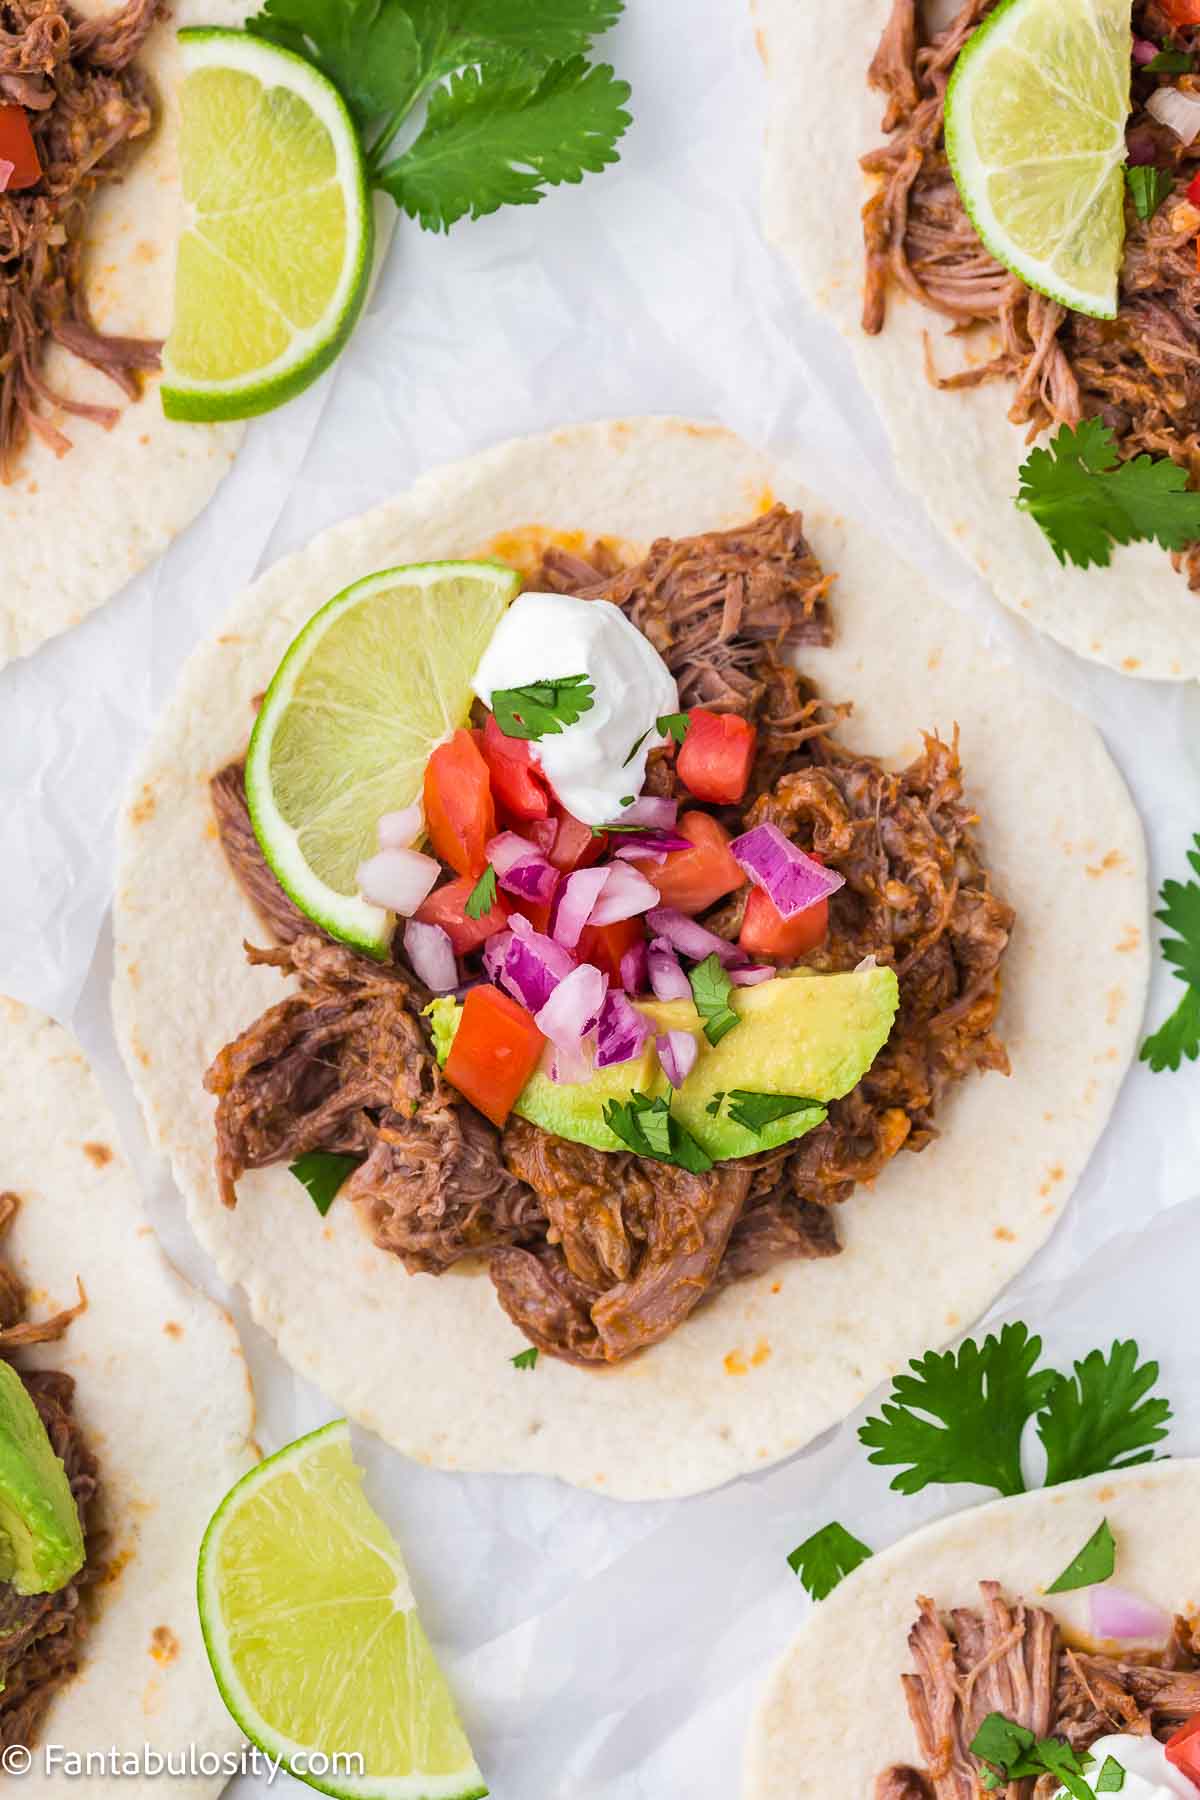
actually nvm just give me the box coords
[945,0,1130,321]
[245,561,520,956]
[162,28,373,422]
[197,1421,487,1800]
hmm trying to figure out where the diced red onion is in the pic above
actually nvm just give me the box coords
[619,938,649,994]
[656,1029,698,1089]
[482,928,513,983]
[729,823,845,920]
[647,937,692,999]
[614,842,667,866]
[1148,84,1200,144]
[356,847,440,916]
[494,915,576,1012]
[596,991,652,1067]
[534,962,607,1050]
[1126,124,1158,165]
[589,862,660,926]
[620,796,678,829]
[552,866,610,949]
[0,161,14,195]
[402,920,458,993]
[528,817,558,856]
[550,1039,591,1085]
[729,964,775,986]
[488,831,540,875]
[377,801,423,849]
[1133,35,1159,64]
[646,907,744,967]
[499,854,558,903]
[1088,1586,1171,1643]
[612,829,692,858]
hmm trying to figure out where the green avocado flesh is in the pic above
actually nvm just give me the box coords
[0,1360,84,1596]
[427,964,899,1161]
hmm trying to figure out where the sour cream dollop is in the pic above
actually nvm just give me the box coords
[1054,1735,1197,1799]
[471,592,679,825]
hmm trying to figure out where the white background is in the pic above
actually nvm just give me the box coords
[3,2,1200,1795]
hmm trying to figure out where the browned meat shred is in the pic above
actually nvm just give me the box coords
[0,1193,98,1750]
[862,0,1200,587]
[880,1583,1200,1797]
[207,508,1011,1364]
[0,0,164,478]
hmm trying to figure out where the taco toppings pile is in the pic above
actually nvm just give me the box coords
[203,504,1014,1367]
[0,0,163,479]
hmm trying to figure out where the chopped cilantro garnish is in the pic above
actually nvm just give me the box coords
[1046,1518,1116,1594]
[786,1522,873,1600]
[1016,420,1200,570]
[511,1346,539,1370]
[619,794,635,807]
[1038,1340,1171,1485]
[1141,835,1200,1072]
[289,1150,362,1216]
[970,1715,1096,1797]
[621,728,651,767]
[1096,1756,1126,1792]
[490,673,594,740]
[656,711,690,745]
[465,864,497,919]
[1125,164,1174,221]
[602,1091,713,1172]
[723,1090,821,1133]
[689,953,739,1046]
[1145,41,1193,71]
[705,1091,726,1117]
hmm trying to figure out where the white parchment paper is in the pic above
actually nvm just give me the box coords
[2,1,1200,1794]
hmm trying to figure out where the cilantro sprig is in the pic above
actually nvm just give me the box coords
[1125,164,1173,221]
[720,1090,821,1133]
[1141,835,1200,1072]
[689,953,739,1046]
[786,1523,873,1601]
[1145,40,1193,71]
[1046,1518,1115,1594]
[490,673,594,740]
[289,1150,362,1215]
[971,1716,1100,1799]
[510,1346,539,1370]
[602,1091,713,1172]
[465,864,497,919]
[1016,420,1200,570]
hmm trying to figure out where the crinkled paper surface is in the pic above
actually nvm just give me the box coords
[2,1,1200,1794]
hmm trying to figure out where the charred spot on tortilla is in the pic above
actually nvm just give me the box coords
[200,505,1014,1368]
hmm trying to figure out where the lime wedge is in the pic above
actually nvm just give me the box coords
[945,0,1130,320]
[198,1421,487,1800]
[162,28,372,421]
[246,561,519,955]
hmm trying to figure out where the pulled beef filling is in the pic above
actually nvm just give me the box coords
[863,0,1200,587]
[206,505,1012,1365]
[0,0,163,479]
[878,1583,1200,1799]
[0,1192,98,1751]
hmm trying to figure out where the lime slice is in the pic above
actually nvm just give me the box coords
[246,561,519,955]
[162,28,373,421]
[945,0,1130,319]
[198,1421,487,1800]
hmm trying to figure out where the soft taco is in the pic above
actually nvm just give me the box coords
[0,995,255,1786]
[745,1460,1200,1797]
[759,0,1200,681]
[114,417,1147,1500]
[0,0,247,669]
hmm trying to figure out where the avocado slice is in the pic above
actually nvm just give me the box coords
[428,964,899,1162]
[0,1360,85,1596]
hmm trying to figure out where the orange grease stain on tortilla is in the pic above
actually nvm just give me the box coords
[478,525,637,580]
[1086,849,1128,877]
[753,486,775,515]
[163,1321,183,1340]
[725,1341,772,1375]
[724,1350,749,1376]
[149,1626,179,1666]
[142,1675,164,1718]
[1116,924,1142,953]
[98,1544,135,1587]
[1038,1164,1066,1199]
[1105,987,1126,1026]
[750,1340,771,1368]
[993,1226,1016,1243]
[945,1312,961,1328]
[82,1141,112,1167]
[1122,658,1142,672]
[129,783,156,826]
[770,1282,781,1295]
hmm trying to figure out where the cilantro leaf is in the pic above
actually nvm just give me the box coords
[689,953,739,1046]
[1145,43,1193,70]
[247,0,422,130]
[1141,836,1200,1072]
[1035,1739,1099,1800]
[465,864,497,919]
[971,1716,1097,1797]
[786,1522,873,1601]
[724,1090,821,1133]
[1016,420,1200,570]
[1142,983,1200,1072]
[377,56,631,232]
[602,1091,713,1172]
[401,0,623,81]
[1097,1756,1126,1792]
[970,1714,1036,1776]
[1038,1340,1172,1486]
[656,711,689,745]
[1046,1518,1116,1593]
[289,1150,362,1216]
[1126,164,1174,220]
[511,1346,538,1369]
[489,672,594,740]
[858,1323,1058,1497]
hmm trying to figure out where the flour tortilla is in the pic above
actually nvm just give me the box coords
[0,0,248,672]
[744,1459,1200,1795]
[0,995,256,1793]
[113,416,1148,1501]
[757,0,1200,682]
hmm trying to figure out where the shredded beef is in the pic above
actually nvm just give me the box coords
[0,0,163,478]
[0,1194,98,1749]
[207,509,1011,1363]
[880,1583,1200,1797]
[862,0,1200,586]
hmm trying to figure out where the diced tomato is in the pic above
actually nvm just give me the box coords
[548,810,607,871]
[0,108,40,192]
[444,984,544,1127]
[423,728,496,877]
[739,884,828,960]
[1164,0,1200,24]
[480,713,551,822]
[577,917,644,984]
[676,710,757,805]
[1167,1715,1200,1784]
[500,892,554,935]
[642,811,746,915]
[414,873,508,955]
[1189,170,1200,209]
